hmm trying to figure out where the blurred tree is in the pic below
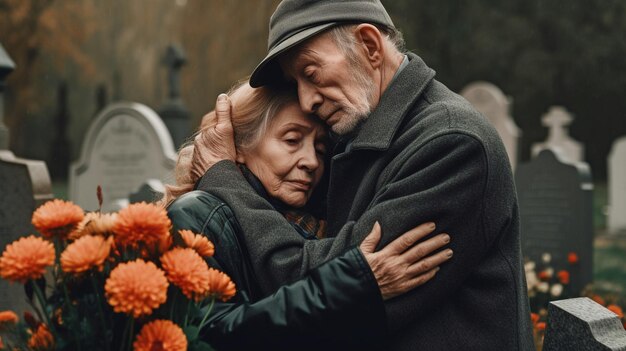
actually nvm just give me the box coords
[0,0,624,181]
[0,0,98,155]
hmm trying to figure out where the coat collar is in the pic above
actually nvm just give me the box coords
[350,52,436,151]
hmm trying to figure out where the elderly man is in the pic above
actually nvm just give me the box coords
[194,0,534,350]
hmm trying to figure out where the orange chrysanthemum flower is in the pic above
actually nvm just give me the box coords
[530,312,539,326]
[557,270,570,284]
[133,319,188,351]
[0,311,18,325]
[0,236,55,283]
[568,252,579,264]
[607,305,624,319]
[28,324,54,351]
[105,259,168,318]
[536,322,546,331]
[113,202,171,248]
[32,199,84,239]
[160,248,211,301]
[61,235,112,274]
[206,267,236,302]
[69,212,118,240]
[179,230,214,258]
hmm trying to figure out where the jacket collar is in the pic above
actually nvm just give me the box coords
[350,52,436,151]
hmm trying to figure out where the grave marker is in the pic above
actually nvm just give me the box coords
[0,152,53,314]
[516,149,594,294]
[158,44,190,149]
[608,136,626,234]
[0,42,16,149]
[544,297,626,351]
[129,179,165,204]
[69,102,176,211]
[461,81,521,170]
[532,106,585,163]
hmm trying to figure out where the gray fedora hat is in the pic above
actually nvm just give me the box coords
[250,0,395,87]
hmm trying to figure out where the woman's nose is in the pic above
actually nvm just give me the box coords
[297,143,320,172]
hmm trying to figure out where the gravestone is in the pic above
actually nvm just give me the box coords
[516,149,594,294]
[0,152,53,314]
[129,179,165,204]
[608,137,626,234]
[460,81,521,170]
[544,297,626,350]
[158,44,190,149]
[0,42,16,149]
[94,83,108,119]
[69,102,176,211]
[49,82,71,180]
[532,106,585,163]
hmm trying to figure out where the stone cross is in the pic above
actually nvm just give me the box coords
[544,297,626,350]
[158,44,191,149]
[0,42,16,150]
[460,81,521,171]
[532,106,585,164]
[608,136,626,234]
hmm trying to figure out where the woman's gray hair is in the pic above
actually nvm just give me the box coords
[160,80,298,207]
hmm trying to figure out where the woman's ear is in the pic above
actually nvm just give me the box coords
[355,24,384,69]
[235,152,246,164]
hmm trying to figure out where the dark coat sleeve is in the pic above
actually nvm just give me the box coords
[167,192,387,350]
[202,248,387,351]
[196,125,507,331]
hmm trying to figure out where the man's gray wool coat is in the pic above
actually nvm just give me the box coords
[197,52,535,351]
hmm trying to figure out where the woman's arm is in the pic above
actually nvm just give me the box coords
[201,247,384,350]
[168,192,451,350]
[201,223,450,351]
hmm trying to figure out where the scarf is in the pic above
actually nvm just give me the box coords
[238,164,326,240]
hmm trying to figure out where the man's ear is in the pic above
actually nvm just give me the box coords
[355,24,384,69]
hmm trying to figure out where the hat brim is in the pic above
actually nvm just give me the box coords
[250,22,337,88]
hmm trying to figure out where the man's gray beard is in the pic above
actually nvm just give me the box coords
[331,65,377,135]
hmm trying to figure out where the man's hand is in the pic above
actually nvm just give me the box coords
[191,94,237,180]
[360,222,452,301]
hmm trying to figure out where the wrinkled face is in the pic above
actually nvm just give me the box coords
[239,102,327,208]
[280,33,377,135]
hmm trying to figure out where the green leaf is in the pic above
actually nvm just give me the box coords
[184,325,199,342]
[190,340,216,351]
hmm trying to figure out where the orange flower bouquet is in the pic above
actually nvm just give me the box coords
[0,194,235,351]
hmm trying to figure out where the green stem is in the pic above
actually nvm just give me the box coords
[170,289,179,324]
[127,317,135,351]
[32,281,53,332]
[61,282,82,351]
[184,299,193,328]
[90,274,110,351]
[198,298,215,330]
[120,317,130,351]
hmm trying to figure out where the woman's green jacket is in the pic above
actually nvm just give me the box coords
[167,190,387,350]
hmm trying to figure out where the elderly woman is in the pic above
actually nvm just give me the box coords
[165,81,452,350]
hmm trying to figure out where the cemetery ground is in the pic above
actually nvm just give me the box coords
[50,180,626,302]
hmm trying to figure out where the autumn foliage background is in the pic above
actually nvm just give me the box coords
[1,0,626,182]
